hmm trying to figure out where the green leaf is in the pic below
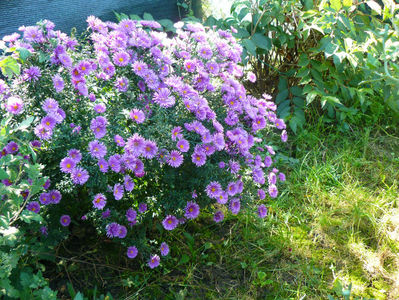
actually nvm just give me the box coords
[366,1,382,15]
[0,56,20,78]
[306,91,320,104]
[129,14,141,20]
[276,89,289,104]
[73,292,84,300]
[251,33,271,50]
[178,254,190,265]
[17,48,32,62]
[257,271,266,281]
[0,168,7,180]
[322,95,342,106]
[298,54,310,67]
[342,0,352,7]
[330,0,342,11]
[241,39,257,56]
[143,13,154,20]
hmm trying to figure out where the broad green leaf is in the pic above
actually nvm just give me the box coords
[330,0,342,11]
[367,1,382,15]
[241,39,257,56]
[306,91,320,104]
[251,33,271,50]
[17,48,32,62]
[322,95,342,106]
[343,0,352,7]
[276,89,289,104]
[298,54,310,67]
[0,168,7,180]
[143,13,154,20]
[0,56,20,77]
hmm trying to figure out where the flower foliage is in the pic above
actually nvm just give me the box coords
[0,17,287,266]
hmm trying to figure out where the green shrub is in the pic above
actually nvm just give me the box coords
[204,0,399,132]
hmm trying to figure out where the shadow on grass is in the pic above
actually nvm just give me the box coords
[43,127,399,299]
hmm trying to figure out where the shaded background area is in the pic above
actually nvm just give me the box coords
[0,0,180,37]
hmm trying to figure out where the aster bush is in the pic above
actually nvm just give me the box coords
[0,17,287,268]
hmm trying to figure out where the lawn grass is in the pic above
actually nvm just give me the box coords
[53,125,399,299]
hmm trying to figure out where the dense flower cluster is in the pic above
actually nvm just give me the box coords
[0,17,287,267]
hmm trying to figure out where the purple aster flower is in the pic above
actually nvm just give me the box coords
[23,66,41,81]
[41,116,56,130]
[102,209,111,219]
[114,135,125,147]
[279,172,286,182]
[49,190,62,204]
[213,210,224,223]
[176,139,190,152]
[171,126,183,141]
[106,222,120,238]
[52,74,64,92]
[160,242,169,256]
[148,254,160,269]
[281,130,288,142]
[88,140,107,159]
[71,167,89,185]
[153,88,175,108]
[162,215,178,231]
[42,98,59,113]
[126,208,137,222]
[117,225,127,238]
[229,198,241,215]
[6,96,24,115]
[40,226,48,236]
[192,151,206,167]
[39,192,51,205]
[113,51,130,66]
[67,149,82,163]
[127,246,138,259]
[1,179,12,186]
[115,77,129,92]
[26,201,40,213]
[257,204,268,218]
[98,158,109,173]
[59,54,72,68]
[6,141,18,154]
[77,60,92,75]
[218,162,225,169]
[125,134,145,156]
[108,154,121,173]
[217,192,228,204]
[90,116,108,139]
[198,46,213,59]
[264,156,273,167]
[184,59,197,73]
[60,215,71,227]
[168,150,183,168]
[268,184,278,198]
[205,181,222,199]
[258,189,266,200]
[94,103,106,113]
[185,202,200,219]
[60,157,76,173]
[132,61,148,77]
[206,61,219,74]
[124,175,135,191]
[275,119,286,130]
[93,193,106,210]
[130,109,145,124]
[142,140,158,159]
[114,183,124,200]
[268,172,277,185]
[247,71,256,83]
[138,203,147,213]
